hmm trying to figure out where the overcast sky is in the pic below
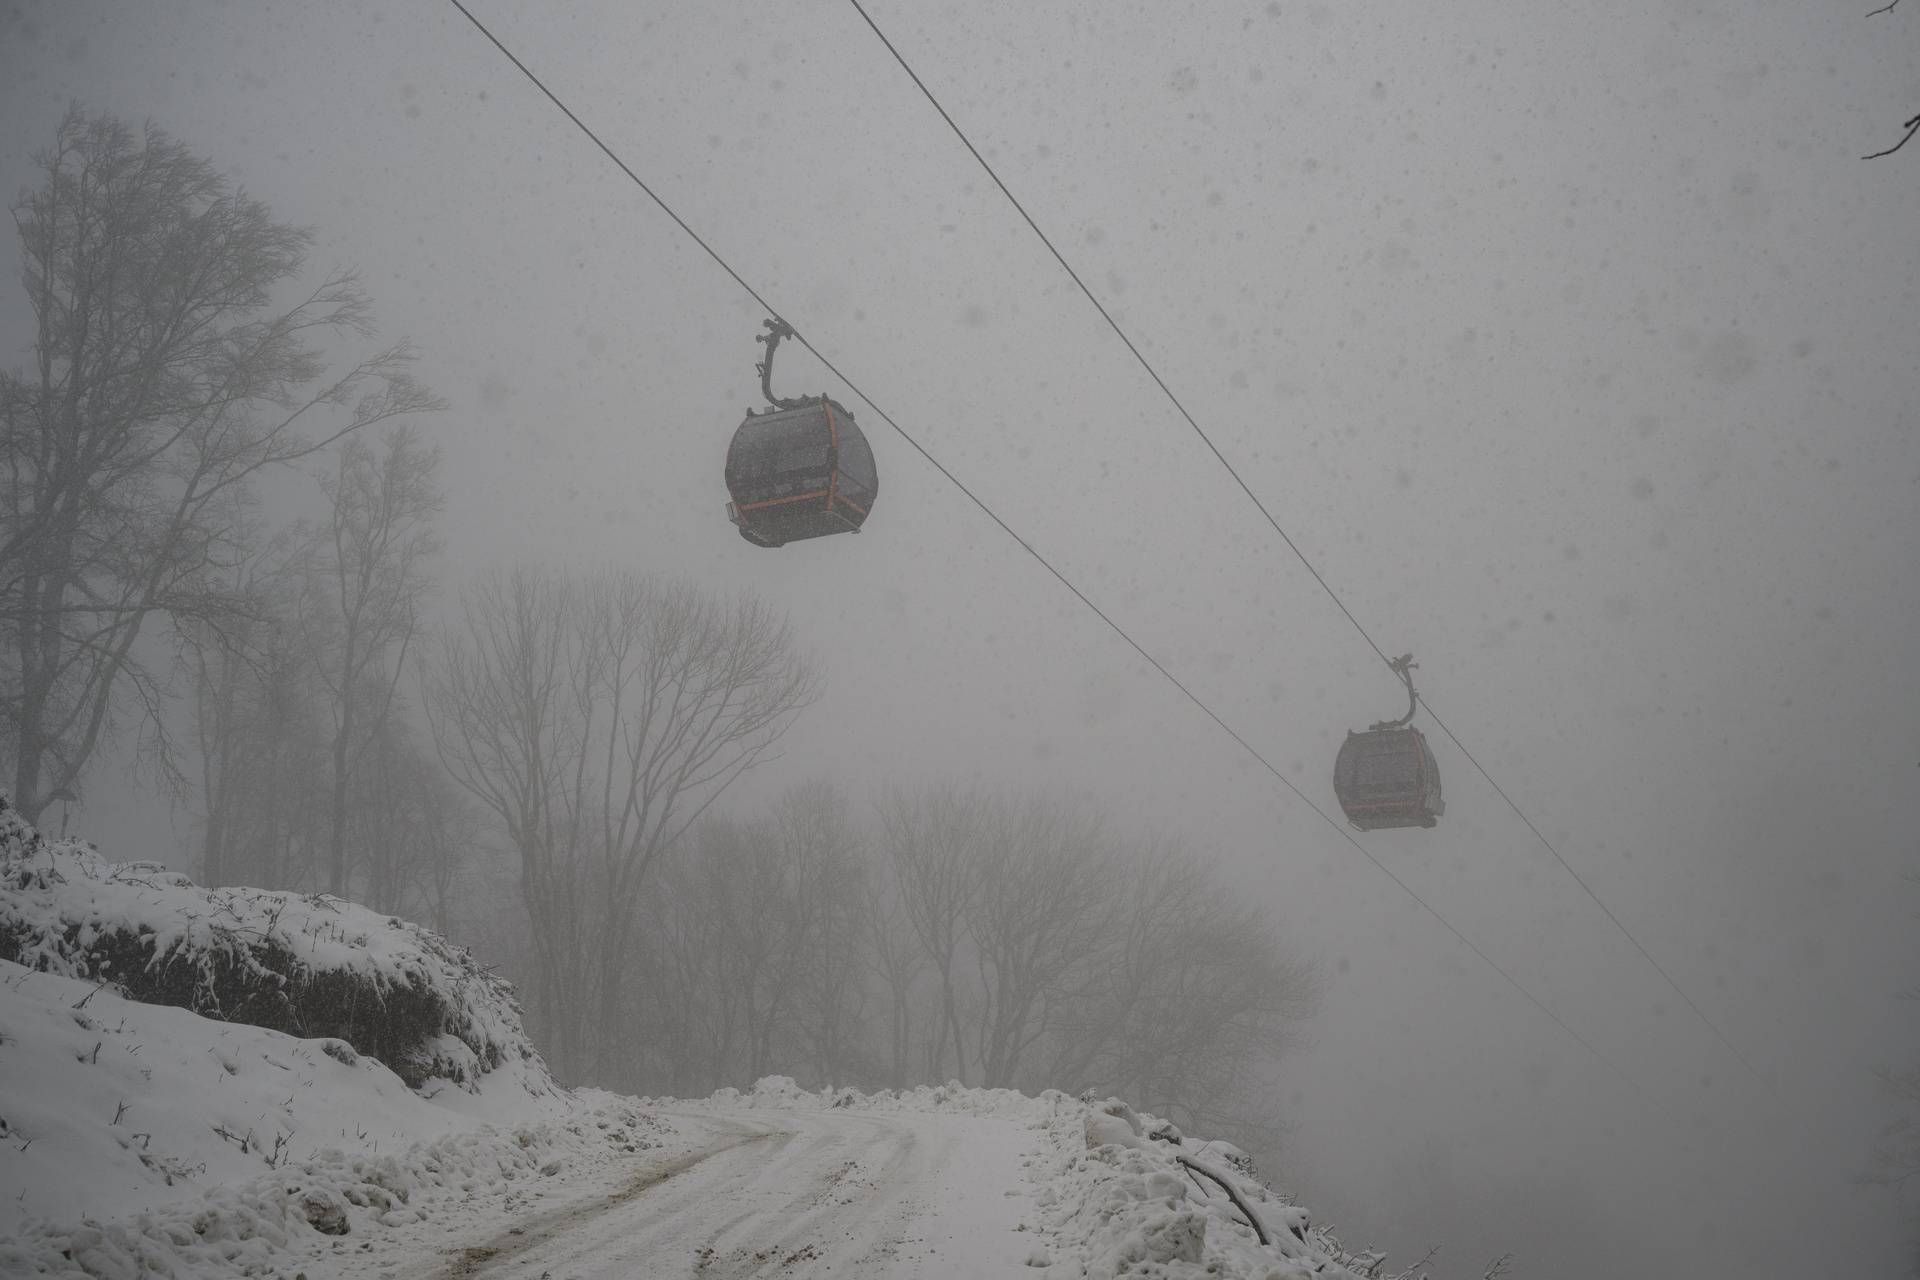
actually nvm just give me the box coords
[5,1,1918,1274]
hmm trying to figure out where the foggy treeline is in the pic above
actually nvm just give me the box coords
[0,106,1316,1146]
[199,543,1319,1139]
[627,784,1314,1127]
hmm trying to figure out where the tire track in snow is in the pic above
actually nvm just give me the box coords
[434,1116,782,1279]
[438,1107,1033,1278]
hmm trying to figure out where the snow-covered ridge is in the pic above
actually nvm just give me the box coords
[0,797,549,1094]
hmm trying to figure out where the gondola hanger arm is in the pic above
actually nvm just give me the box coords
[756,318,813,410]
[1370,653,1420,730]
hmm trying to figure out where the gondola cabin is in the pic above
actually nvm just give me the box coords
[1333,726,1444,830]
[724,396,877,548]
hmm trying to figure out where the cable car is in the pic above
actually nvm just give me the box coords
[1333,654,1445,830]
[724,319,877,548]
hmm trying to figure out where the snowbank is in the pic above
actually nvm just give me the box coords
[0,956,660,1278]
[0,796,626,1277]
[0,798,548,1094]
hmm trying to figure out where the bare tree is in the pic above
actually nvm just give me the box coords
[0,107,438,822]
[860,855,926,1089]
[698,814,799,1083]
[426,567,819,1081]
[190,554,463,910]
[622,785,867,1093]
[427,569,590,1070]
[966,796,1119,1089]
[181,537,326,888]
[406,744,483,935]
[304,426,441,895]
[770,782,870,1084]
[183,547,282,886]
[880,784,993,1082]
[640,819,751,1092]
[349,714,474,922]
[1050,842,1318,1143]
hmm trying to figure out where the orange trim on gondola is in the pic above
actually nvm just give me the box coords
[735,489,832,514]
[1344,799,1424,815]
[823,401,841,509]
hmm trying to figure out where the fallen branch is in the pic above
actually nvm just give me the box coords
[1176,1155,1269,1246]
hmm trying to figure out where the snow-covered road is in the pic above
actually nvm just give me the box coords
[435,1107,1039,1279]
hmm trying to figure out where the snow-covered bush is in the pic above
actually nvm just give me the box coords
[0,796,544,1092]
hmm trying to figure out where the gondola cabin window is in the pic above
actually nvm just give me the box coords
[1354,747,1420,791]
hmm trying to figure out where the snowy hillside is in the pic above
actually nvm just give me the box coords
[0,799,549,1096]
[1,810,1407,1280]
[0,960,660,1276]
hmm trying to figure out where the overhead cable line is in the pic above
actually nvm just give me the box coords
[443,0,1687,1128]
[844,0,1765,1093]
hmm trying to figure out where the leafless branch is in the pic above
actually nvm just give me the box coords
[1863,113,1920,159]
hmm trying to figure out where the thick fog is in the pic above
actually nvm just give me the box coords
[4,1,1917,1274]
